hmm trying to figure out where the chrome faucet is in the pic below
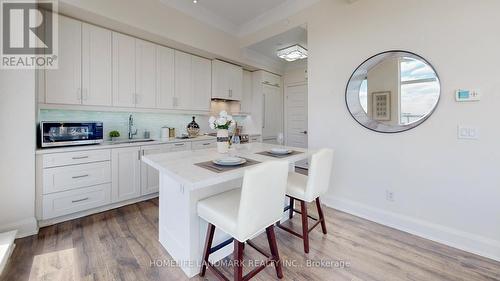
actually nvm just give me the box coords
[128,114,138,139]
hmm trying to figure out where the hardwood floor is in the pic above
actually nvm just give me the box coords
[2,198,499,281]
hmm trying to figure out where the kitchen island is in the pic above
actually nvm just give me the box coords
[142,142,310,278]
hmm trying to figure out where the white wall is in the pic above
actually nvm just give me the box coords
[244,0,500,261]
[0,70,37,237]
[307,0,500,261]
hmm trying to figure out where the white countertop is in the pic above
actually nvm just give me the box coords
[142,143,310,191]
[35,135,217,155]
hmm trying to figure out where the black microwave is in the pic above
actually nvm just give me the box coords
[39,121,104,148]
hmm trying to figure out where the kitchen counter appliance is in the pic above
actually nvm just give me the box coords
[39,121,104,148]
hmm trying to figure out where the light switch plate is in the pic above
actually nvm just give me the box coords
[457,126,479,140]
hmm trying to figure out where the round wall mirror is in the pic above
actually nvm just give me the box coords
[346,51,441,133]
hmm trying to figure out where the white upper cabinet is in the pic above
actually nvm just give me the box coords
[174,51,211,111]
[156,46,175,109]
[241,70,253,113]
[112,32,136,107]
[82,23,112,106]
[174,50,192,110]
[191,56,211,111]
[45,15,82,105]
[212,60,242,101]
[135,39,157,108]
[43,16,213,112]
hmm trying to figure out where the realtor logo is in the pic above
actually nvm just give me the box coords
[1,0,58,69]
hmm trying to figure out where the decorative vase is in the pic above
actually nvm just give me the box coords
[187,116,200,138]
[216,129,229,153]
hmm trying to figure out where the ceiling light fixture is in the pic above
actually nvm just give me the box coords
[193,0,197,3]
[277,44,307,62]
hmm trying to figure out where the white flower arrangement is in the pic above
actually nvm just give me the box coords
[209,111,234,130]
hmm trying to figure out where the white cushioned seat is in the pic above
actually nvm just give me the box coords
[286,172,308,201]
[197,161,289,243]
[286,149,334,203]
[197,189,241,240]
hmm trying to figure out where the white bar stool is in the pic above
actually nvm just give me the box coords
[277,149,334,253]
[198,161,289,281]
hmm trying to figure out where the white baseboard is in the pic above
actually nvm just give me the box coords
[0,217,38,238]
[322,196,500,262]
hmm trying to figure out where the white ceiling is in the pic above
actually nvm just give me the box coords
[197,0,287,27]
[160,0,320,36]
[248,26,307,62]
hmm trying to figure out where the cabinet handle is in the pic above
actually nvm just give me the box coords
[72,156,89,160]
[72,174,89,179]
[174,143,185,146]
[72,197,89,203]
[138,150,141,161]
[262,94,266,129]
[202,143,211,146]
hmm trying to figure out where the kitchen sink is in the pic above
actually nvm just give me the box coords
[111,139,155,144]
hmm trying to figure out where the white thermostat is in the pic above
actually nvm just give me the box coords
[455,89,480,102]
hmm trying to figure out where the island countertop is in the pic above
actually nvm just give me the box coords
[142,142,310,191]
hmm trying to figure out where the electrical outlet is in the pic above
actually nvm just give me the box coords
[385,190,395,202]
[457,126,479,140]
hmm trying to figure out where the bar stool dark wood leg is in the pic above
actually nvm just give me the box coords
[200,223,215,277]
[266,225,283,279]
[316,197,327,234]
[300,201,309,253]
[289,198,294,219]
[234,240,244,281]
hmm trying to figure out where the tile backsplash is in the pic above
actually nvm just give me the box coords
[38,110,253,140]
[39,109,212,140]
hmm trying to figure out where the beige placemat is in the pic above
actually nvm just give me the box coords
[255,150,304,159]
[195,157,261,173]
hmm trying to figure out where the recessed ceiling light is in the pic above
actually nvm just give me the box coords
[277,45,307,62]
[193,0,197,3]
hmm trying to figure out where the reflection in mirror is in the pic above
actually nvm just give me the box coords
[346,51,440,133]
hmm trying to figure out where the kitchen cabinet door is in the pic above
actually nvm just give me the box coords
[45,15,82,105]
[141,145,170,195]
[228,63,243,101]
[82,23,112,106]
[174,51,192,110]
[191,56,211,111]
[212,60,243,101]
[112,32,136,107]
[241,70,253,113]
[140,143,190,195]
[135,39,157,108]
[112,147,141,202]
[262,85,283,140]
[211,60,230,100]
[156,46,175,109]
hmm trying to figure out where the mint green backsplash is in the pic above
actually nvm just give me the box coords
[38,110,246,140]
[39,109,211,140]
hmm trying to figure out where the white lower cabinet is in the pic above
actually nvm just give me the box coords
[42,184,112,219]
[43,161,111,194]
[37,139,211,223]
[192,139,216,150]
[111,146,142,203]
[141,142,191,195]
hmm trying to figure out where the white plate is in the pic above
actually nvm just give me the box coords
[269,148,292,155]
[212,157,247,166]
